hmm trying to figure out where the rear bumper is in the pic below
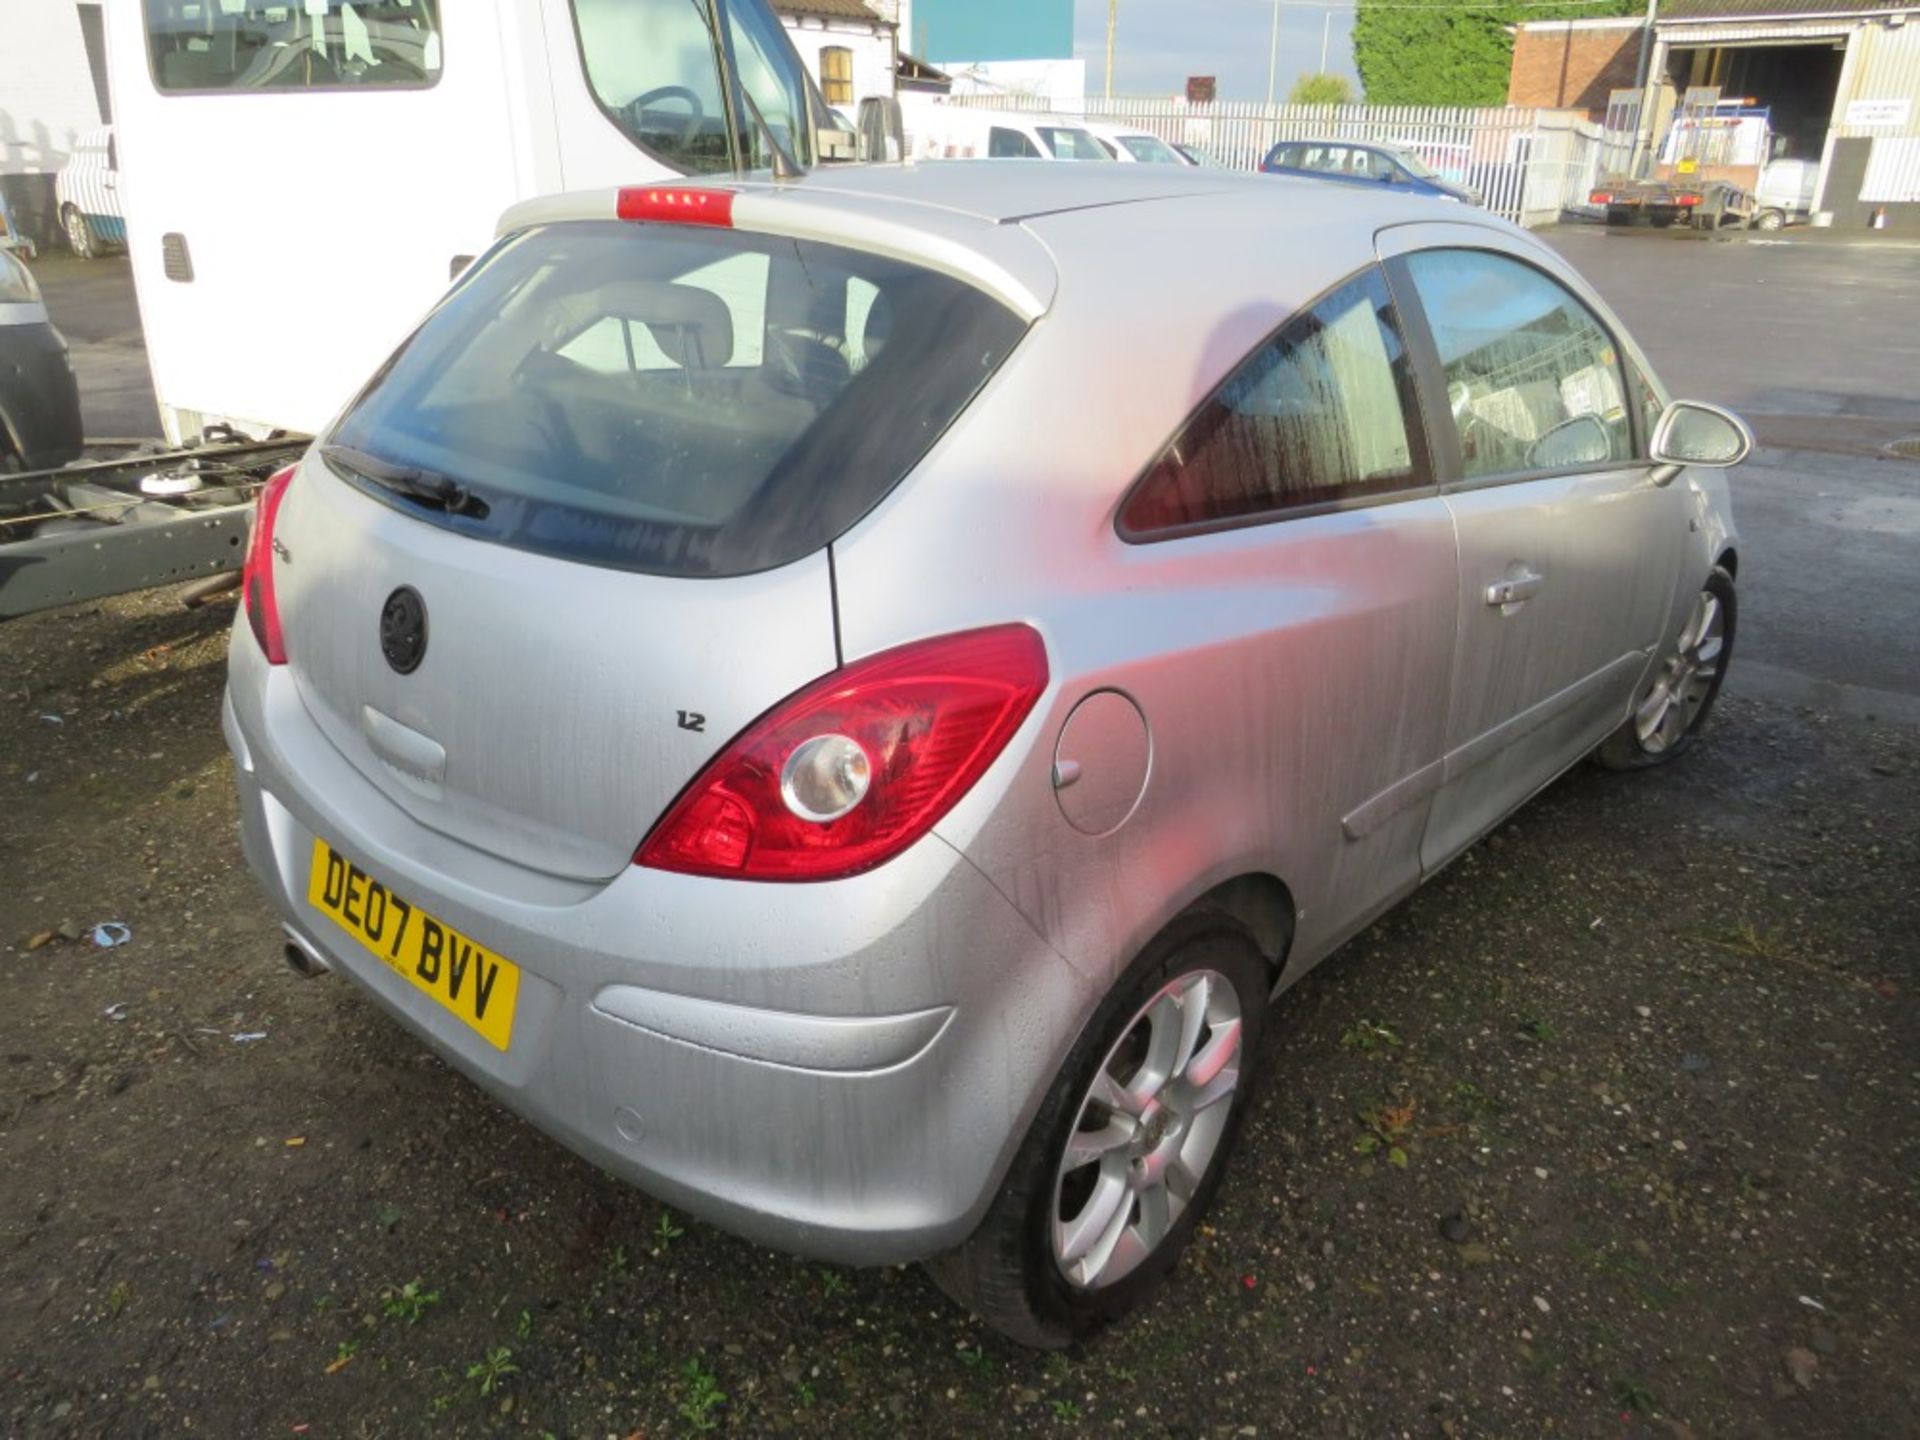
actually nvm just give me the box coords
[223,634,1090,1265]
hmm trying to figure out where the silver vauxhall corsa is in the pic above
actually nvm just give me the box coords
[226,164,1750,1347]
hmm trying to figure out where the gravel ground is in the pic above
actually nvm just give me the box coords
[1,583,1914,1439]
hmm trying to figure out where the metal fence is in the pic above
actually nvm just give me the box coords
[940,94,1605,227]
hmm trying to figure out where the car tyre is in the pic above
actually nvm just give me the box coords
[925,913,1271,1348]
[62,205,97,260]
[1750,208,1786,232]
[1595,566,1735,771]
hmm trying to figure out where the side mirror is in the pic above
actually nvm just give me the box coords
[1651,400,1752,470]
[818,125,858,162]
[1527,412,1613,470]
[857,96,905,164]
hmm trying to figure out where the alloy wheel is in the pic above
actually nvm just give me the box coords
[1050,968,1243,1290]
[65,209,92,258]
[1634,586,1726,755]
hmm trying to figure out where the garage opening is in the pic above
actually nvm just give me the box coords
[1664,41,1847,160]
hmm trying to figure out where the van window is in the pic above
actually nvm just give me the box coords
[572,0,814,173]
[1037,127,1111,161]
[572,0,730,173]
[1118,134,1181,164]
[989,126,1041,159]
[327,222,1028,578]
[1404,249,1631,480]
[1120,267,1423,536]
[145,0,441,91]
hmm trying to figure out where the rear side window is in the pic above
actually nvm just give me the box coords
[1038,127,1110,161]
[1119,134,1181,164]
[989,126,1041,159]
[328,222,1028,578]
[1120,267,1424,537]
[145,0,441,91]
[1405,249,1631,480]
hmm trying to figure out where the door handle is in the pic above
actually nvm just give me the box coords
[1485,571,1544,608]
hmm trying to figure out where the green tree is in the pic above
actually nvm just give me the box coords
[1288,72,1356,106]
[1352,0,1643,108]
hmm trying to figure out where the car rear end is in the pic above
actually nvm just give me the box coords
[0,251,83,470]
[224,182,1089,1262]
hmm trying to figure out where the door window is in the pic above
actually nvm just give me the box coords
[573,0,731,172]
[1120,267,1424,536]
[1404,249,1631,480]
[1627,358,1667,455]
[572,0,813,173]
[1355,149,1396,181]
[145,0,442,91]
[989,126,1042,159]
[726,0,814,169]
[1037,127,1111,161]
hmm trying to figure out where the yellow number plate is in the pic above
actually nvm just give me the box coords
[307,839,520,1051]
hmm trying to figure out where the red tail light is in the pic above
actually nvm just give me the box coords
[242,464,295,664]
[636,625,1049,882]
[1676,193,1703,207]
[616,186,736,228]
[1589,191,1613,204]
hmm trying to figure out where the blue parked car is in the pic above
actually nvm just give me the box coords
[1261,139,1480,206]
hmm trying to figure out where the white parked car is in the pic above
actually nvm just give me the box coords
[1084,122,1191,165]
[55,126,124,259]
[227,162,1751,1348]
[1752,158,1818,231]
[902,103,1111,163]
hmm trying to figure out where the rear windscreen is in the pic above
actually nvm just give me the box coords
[327,221,1029,577]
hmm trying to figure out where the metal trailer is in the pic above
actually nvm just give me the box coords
[1590,176,1757,230]
[0,437,306,621]
[1591,87,1774,231]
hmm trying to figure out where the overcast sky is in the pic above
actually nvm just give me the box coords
[1071,0,1358,102]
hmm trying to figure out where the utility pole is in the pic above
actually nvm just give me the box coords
[1266,0,1281,107]
[1630,0,1660,177]
[1106,0,1117,100]
[1320,9,1333,76]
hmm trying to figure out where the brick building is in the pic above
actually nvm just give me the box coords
[1509,1,1920,228]
[1508,17,1644,114]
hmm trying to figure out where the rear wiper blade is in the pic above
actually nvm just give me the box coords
[320,443,488,518]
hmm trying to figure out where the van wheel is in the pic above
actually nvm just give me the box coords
[1751,208,1786,232]
[62,205,96,260]
[1596,567,1735,770]
[925,914,1269,1348]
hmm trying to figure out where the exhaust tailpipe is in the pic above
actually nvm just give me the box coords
[283,927,331,978]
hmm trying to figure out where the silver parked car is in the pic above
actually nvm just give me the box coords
[226,164,1750,1347]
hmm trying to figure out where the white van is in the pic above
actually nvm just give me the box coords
[55,127,126,259]
[900,101,1110,163]
[1082,121,1190,165]
[106,0,848,443]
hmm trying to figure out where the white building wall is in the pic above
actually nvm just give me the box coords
[944,58,1087,109]
[0,0,106,179]
[779,16,895,116]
